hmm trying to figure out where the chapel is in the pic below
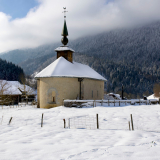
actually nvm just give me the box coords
[35,8,107,108]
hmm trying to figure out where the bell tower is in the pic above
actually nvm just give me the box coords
[55,7,74,63]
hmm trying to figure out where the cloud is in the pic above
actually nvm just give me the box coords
[0,0,160,53]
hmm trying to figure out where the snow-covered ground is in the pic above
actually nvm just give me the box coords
[0,103,160,160]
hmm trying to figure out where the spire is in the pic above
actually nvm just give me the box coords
[61,20,68,36]
[55,7,74,63]
[61,7,68,46]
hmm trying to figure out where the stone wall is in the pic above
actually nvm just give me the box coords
[37,77,104,108]
[82,79,104,100]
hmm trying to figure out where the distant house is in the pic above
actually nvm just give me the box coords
[0,80,36,104]
[35,14,107,109]
[104,93,121,100]
[147,94,159,100]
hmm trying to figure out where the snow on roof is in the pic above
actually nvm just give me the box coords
[0,80,36,95]
[35,57,107,81]
[147,94,159,100]
[107,93,121,100]
[55,46,75,52]
[0,80,21,95]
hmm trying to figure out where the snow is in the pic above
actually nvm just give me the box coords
[107,93,121,100]
[0,81,22,95]
[35,57,106,81]
[0,103,160,160]
[55,46,75,52]
[104,94,115,100]
[0,80,36,95]
[148,94,159,100]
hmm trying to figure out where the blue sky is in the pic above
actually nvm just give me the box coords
[0,0,160,53]
[0,0,39,19]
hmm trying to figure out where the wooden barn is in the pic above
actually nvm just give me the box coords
[0,80,36,105]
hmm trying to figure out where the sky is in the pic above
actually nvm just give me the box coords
[0,0,39,19]
[0,0,160,53]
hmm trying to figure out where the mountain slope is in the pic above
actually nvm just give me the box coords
[0,58,25,82]
[1,21,160,98]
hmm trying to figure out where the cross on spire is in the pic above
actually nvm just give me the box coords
[62,7,68,19]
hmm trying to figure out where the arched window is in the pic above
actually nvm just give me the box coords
[47,88,57,104]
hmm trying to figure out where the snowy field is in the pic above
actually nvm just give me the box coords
[0,103,160,160]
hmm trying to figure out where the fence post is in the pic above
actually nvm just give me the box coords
[125,101,126,105]
[130,114,134,131]
[119,101,120,106]
[94,100,96,107]
[96,114,99,129]
[108,99,110,106]
[139,99,140,105]
[101,99,103,106]
[93,100,94,108]
[114,100,115,106]
[63,119,66,128]
[68,118,70,129]
[18,96,19,107]
[41,113,43,127]
[8,117,13,125]
[128,121,131,131]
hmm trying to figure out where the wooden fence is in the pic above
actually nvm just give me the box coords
[63,99,159,107]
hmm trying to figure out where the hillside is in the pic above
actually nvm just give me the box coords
[0,58,25,82]
[1,21,160,98]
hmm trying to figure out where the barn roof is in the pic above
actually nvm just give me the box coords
[0,80,36,95]
[35,57,107,81]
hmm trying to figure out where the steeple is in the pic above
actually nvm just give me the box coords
[55,7,74,63]
[61,7,68,46]
[62,20,68,36]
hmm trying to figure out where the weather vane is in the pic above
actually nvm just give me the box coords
[62,7,68,19]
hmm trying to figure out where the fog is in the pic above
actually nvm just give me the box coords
[0,0,160,53]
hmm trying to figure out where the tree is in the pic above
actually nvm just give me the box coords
[18,77,35,103]
[153,83,160,97]
[0,80,12,106]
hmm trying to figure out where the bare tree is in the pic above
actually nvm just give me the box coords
[153,83,160,97]
[0,80,10,95]
[0,80,12,106]
[18,78,35,104]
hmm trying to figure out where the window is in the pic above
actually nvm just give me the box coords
[53,97,55,102]
[47,89,57,104]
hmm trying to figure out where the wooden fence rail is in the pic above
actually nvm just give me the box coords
[64,99,159,107]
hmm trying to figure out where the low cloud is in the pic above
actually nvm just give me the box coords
[0,0,160,53]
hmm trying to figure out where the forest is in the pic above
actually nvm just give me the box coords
[1,21,160,98]
[0,58,25,83]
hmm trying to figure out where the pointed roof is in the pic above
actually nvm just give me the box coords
[35,57,106,81]
[61,20,68,36]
